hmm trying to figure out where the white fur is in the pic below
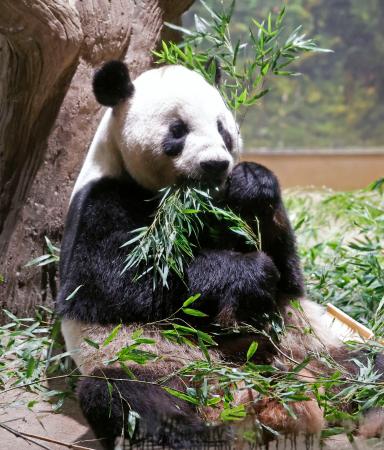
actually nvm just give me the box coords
[62,319,219,375]
[61,319,84,369]
[62,300,344,377]
[71,109,123,200]
[72,65,242,199]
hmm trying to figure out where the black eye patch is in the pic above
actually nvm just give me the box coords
[163,119,189,157]
[217,119,233,153]
[170,120,188,139]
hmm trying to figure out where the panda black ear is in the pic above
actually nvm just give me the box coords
[205,57,222,87]
[93,60,134,107]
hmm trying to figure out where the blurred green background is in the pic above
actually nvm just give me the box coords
[183,0,384,150]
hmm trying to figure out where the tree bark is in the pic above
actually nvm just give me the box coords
[0,0,194,317]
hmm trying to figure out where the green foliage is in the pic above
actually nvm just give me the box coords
[185,0,384,149]
[0,307,71,410]
[147,183,383,440]
[64,284,83,301]
[25,236,60,267]
[122,187,260,288]
[155,0,328,117]
[286,183,384,328]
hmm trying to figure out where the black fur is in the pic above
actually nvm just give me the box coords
[217,119,233,152]
[93,61,134,107]
[57,174,184,323]
[224,162,304,298]
[162,119,189,157]
[187,249,280,325]
[78,367,206,450]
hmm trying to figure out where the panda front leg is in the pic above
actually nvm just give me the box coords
[78,366,204,450]
[224,161,305,299]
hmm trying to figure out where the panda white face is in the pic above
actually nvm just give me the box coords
[96,63,242,192]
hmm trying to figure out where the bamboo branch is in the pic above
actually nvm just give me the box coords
[0,422,94,450]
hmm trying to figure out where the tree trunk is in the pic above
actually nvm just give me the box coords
[0,0,194,317]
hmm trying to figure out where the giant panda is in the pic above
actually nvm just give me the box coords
[56,60,383,449]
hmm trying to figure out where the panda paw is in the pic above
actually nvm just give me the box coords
[225,162,281,215]
[217,251,280,326]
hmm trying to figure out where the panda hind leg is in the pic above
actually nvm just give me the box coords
[78,367,204,450]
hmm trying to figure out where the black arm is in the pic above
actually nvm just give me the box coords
[223,162,305,299]
[56,177,182,324]
[187,248,280,326]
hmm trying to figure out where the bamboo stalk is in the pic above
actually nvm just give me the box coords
[0,422,94,450]
[326,303,374,340]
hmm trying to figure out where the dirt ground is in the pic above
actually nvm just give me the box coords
[0,388,102,450]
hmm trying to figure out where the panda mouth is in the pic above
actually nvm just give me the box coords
[178,173,229,190]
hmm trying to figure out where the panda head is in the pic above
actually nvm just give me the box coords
[93,60,242,191]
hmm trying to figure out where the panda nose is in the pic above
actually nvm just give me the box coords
[200,160,229,176]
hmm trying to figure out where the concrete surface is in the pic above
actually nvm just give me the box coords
[0,388,102,450]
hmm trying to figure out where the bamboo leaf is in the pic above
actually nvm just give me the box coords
[102,324,122,347]
[220,405,246,421]
[246,341,258,361]
[182,293,201,307]
[163,387,200,405]
[84,337,100,349]
[182,308,208,317]
[65,285,83,301]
